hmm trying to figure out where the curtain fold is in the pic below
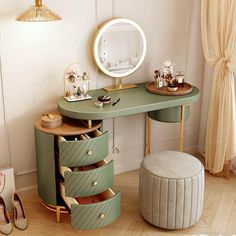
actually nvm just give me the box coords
[201,0,236,174]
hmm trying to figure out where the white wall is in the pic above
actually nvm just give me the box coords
[0,35,10,168]
[0,0,204,190]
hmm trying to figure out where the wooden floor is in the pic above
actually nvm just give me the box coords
[11,169,236,236]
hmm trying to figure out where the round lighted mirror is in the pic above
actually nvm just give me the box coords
[93,18,147,78]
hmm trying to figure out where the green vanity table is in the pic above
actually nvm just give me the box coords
[58,83,200,152]
[58,83,199,120]
[35,83,200,230]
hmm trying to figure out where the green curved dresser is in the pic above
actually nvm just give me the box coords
[34,118,120,230]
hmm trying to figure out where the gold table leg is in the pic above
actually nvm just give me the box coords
[88,120,92,129]
[179,105,185,152]
[56,207,60,223]
[40,199,68,223]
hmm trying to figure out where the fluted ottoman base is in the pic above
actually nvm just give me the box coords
[139,151,204,229]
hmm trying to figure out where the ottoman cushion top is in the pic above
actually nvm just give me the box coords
[143,151,203,179]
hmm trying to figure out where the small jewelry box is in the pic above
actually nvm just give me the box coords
[41,113,62,129]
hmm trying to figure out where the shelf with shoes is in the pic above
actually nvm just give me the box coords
[34,113,121,230]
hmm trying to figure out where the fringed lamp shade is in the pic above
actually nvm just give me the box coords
[16,0,62,22]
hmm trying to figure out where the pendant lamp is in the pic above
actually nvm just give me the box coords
[16,0,62,22]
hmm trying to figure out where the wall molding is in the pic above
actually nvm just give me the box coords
[14,168,37,176]
[16,185,37,193]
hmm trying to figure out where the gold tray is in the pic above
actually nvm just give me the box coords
[146,81,193,96]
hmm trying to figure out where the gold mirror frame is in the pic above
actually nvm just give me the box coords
[93,18,147,91]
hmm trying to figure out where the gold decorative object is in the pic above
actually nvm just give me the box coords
[16,0,62,22]
[146,81,193,96]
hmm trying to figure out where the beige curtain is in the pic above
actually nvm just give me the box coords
[201,0,236,175]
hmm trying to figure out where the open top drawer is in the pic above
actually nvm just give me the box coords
[60,160,114,197]
[60,182,120,230]
[58,130,108,167]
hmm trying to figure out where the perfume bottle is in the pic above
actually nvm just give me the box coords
[79,72,90,97]
[175,71,184,87]
[154,70,163,88]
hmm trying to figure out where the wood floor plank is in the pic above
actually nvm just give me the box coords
[214,182,236,198]
[225,199,236,234]
[211,192,234,234]
[201,181,222,227]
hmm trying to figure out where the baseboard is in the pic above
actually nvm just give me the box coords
[16,185,37,193]
[184,145,198,155]
[15,171,37,192]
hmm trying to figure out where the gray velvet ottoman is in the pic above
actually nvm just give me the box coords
[139,151,204,229]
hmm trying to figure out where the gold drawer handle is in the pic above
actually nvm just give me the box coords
[87,150,92,156]
[92,181,98,186]
[99,213,105,219]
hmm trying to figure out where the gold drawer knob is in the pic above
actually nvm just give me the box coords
[99,213,105,219]
[92,181,98,186]
[87,150,92,156]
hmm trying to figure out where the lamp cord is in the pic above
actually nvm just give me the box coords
[112,118,119,154]
[111,1,119,154]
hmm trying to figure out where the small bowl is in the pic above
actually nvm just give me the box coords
[95,101,103,108]
[167,86,178,92]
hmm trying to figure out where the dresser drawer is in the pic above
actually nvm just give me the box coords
[60,183,120,230]
[58,130,108,167]
[59,160,114,197]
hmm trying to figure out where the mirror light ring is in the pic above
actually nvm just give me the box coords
[93,18,147,78]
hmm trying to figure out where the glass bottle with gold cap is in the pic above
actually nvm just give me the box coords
[79,72,90,98]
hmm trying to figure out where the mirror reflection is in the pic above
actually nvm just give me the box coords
[98,22,144,75]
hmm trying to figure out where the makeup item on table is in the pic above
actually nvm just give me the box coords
[154,70,163,88]
[112,98,120,106]
[95,101,103,108]
[175,71,184,87]
[98,95,111,104]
